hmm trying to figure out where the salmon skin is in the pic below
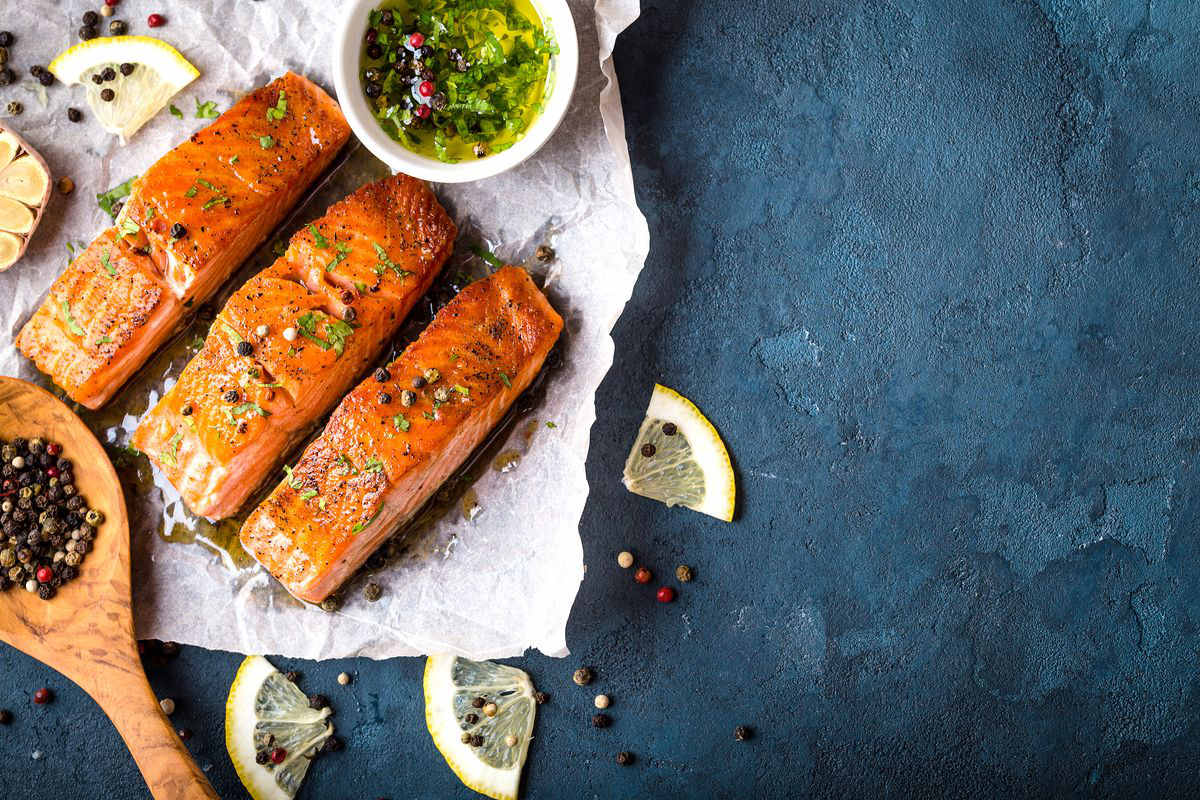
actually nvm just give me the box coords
[239,266,563,603]
[132,174,456,520]
[16,72,350,409]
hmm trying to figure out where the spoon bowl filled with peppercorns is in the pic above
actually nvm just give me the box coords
[0,376,217,800]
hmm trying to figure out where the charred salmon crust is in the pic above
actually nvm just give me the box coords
[238,266,563,603]
[132,173,456,520]
[16,72,350,409]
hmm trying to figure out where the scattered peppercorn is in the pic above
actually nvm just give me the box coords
[535,245,555,262]
[99,88,115,102]
[319,594,341,612]
[57,177,74,195]
[308,694,330,710]
[0,69,12,87]
[504,733,517,747]
[284,671,301,683]
[83,10,100,25]
[374,367,391,383]
[100,4,113,16]
[0,33,13,48]
[337,672,352,686]
[255,750,270,765]
[269,746,287,764]
[101,67,116,81]
[399,390,416,407]
[342,307,357,323]
[423,367,441,383]
[464,712,478,724]
[0,709,11,725]
[572,667,594,686]
[734,725,752,741]
[533,691,549,705]
[0,47,7,65]
[6,101,22,115]
[37,71,54,87]
[641,443,656,458]
[255,325,269,337]
[236,341,254,357]
[634,567,652,584]
[32,688,53,705]
[159,698,175,715]
[170,222,187,239]
[470,734,484,747]
[657,586,676,603]
[617,551,634,568]
[181,405,193,416]
[594,694,610,709]
[378,392,392,405]
[66,107,83,122]
[119,62,135,76]
[363,582,382,602]
[109,19,128,35]
[79,25,99,40]
[675,564,694,582]
[471,697,485,709]
[282,326,298,343]
[411,375,427,389]
[147,13,166,28]
[483,702,498,717]
[592,713,612,728]
[223,390,240,403]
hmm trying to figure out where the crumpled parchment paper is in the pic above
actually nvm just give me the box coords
[0,0,648,660]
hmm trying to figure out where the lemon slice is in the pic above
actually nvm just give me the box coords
[424,654,538,800]
[48,36,199,142]
[622,383,735,521]
[226,655,334,800]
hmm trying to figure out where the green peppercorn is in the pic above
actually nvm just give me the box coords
[423,367,441,383]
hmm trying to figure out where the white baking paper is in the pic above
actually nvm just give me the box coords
[0,0,648,660]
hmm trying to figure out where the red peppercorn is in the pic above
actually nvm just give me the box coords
[33,688,53,705]
[147,13,166,27]
[418,81,435,98]
[657,586,676,603]
[36,566,53,584]
[104,0,119,5]
[634,567,652,584]
[45,466,59,479]
[45,442,61,456]
[415,105,430,119]
[270,747,287,764]
[409,32,425,48]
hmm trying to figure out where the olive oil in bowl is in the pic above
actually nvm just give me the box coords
[360,0,558,163]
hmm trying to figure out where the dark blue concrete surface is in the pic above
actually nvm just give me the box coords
[6,0,1200,797]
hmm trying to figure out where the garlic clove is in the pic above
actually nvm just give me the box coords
[0,231,22,272]
[0,196,34,234]
[0,155,50,207]
[0,131,17,172]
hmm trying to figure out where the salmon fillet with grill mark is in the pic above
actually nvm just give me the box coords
[132,174,456,520]
[239,266,563,603]
[16,72,350,409]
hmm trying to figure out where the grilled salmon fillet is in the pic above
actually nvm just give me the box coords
[239,266,563,603]
[132,174,456,520]
[16,72,350,409]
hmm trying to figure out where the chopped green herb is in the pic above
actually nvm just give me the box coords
[116,218,140,240]
[184,185,198,198]
[472,245,505,270]
[195,99,220,119]
[351,508,381,534]
[272,240,287,257]
[283,465,303,490]
[95,335,113,346]
[372,242,412,278]
[100,247,116,277]
[169,104,183,119]
[392,414,410,432]
[453,384,470,396]
[325,243,351,272]
[299,488,318,501]
[545,421,557,429]
[230,401,270,418]
[363,457,384,473]
[266,89,287,121]
[160,431,184,466]
[259,135,274,149]
[97,177,135,219]
[354,281,368,294]
[336,453,358,475]
[202,195,228,211]
[230,155,239,164]
[308,224,330,248]
[295,311,355,357]
[59,300,85,337]
[498,371,511,388]
[423,411,436,420]
[449,352,460,362]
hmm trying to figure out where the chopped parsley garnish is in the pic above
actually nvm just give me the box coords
[372,242,411,278]
[325,243,351,272]
[354,281,369,294]
[351,508,381,533]
[295,312,355,357]
[116,218,140,240]
[453,384,470,396]
[59,300,85,336]
[184,185,198,198]
[95,335,113,346]
[160,431,184,466]
[169,104,183,119]
[392,414,410,432]
[202,195,229,211]
[545,421,557,428]
[283,465,303,489]
[299,488,318,501]
[472,245,505,270]
[423,411,436,420]
[336,453,358,475]
[230,155,239,164]
[230,401,270,418]
[195,99,220,119]
[266,89,287,121]
[259,135,274,149]
[498,371,511,387]
[363,457,384,473]
[100,247,116,277]
[97,177,135,219]
[308,224,330,248]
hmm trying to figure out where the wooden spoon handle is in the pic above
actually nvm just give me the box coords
[88,647,219,800]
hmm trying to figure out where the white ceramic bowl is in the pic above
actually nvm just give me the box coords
[332,0,579,183]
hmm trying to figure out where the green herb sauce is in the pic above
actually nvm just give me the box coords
[361,0,558,163]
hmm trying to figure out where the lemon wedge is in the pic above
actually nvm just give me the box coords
[49,36,199,142]
[622,383,736,521]
[424,654,538,800]
[226,655,334,800]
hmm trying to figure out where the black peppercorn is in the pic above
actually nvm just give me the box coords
[181,405,193,416]
[464,712,478,724]
[412,376,426,389]
[533,691,549,705]
[470,734,483,747]
[592,713,612,728]
[119,62,135,76]
[472,697,485,709]
[308,694,329,710]
[255,750,270,765]
[616,751,634,765]
[662,422,677,436]
[223,390,240,403]
[641,443,656,458]
[0,68,12,87]
[170,222,187,239]
[101,67,116,82]
[236,341,254,357]
[100,88,115,102]
[364,27,378,44]
[284,670,300,683]
[374,368,391,383]
[343,307,357,323]
[365,82,382,99]
[91,73,104,85]
[0,709,11,724]
[0,32,14,47]
[67,107,83,122]
[378,392,392,405]
[79,26,98,40]
[734,725,752,741]
[363,582,382,602]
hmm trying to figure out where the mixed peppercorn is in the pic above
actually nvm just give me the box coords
[0,436,102,600]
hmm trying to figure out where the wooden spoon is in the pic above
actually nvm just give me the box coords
[0,376,217,799]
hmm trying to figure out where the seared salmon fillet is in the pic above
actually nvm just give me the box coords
[132,174,456,519]
[16,72,350,409]
[239,266,562,603]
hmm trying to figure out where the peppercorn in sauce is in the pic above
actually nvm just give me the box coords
[16,73,350,409]
[132,174,456,520]
[239,266,562,603]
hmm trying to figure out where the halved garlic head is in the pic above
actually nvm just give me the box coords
[0,125,52,272]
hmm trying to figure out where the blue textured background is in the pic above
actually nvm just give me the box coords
[5,0,1200,797]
